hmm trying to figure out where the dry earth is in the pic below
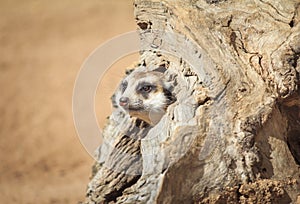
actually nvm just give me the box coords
[0,1,136,203]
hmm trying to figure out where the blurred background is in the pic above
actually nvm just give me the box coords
[0,0,137,203]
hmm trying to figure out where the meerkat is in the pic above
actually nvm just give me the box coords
[112,69,176,125]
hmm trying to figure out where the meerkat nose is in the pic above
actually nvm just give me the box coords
[119,97,129,107]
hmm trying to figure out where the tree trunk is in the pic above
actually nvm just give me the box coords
[82,0,300,203]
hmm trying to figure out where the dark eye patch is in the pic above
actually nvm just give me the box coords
[136,81,157,99]
[120,80,128,93]
[136,82,156,93]
[139,85,152,92]
[163,88,176,105]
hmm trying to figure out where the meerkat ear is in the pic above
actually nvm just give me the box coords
[163,87,176,105]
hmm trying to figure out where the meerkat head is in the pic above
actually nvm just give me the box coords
[113,70,176,125]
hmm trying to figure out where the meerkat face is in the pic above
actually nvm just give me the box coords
[114,70,175,124]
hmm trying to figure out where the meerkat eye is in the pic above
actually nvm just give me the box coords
[136,82,156,94]
[140,85,152,92]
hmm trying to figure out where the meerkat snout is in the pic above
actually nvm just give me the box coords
[119,97,129,107]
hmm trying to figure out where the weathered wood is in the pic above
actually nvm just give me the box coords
[82,0,300,203]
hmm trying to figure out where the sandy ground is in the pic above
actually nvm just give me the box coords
[0,1,136,203]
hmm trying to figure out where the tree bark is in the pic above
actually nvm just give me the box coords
[82,0,300,203]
